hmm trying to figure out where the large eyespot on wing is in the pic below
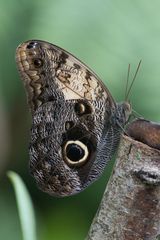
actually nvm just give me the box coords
[28,100,99,197]
[15,39,116,112]
[62,140,90,167]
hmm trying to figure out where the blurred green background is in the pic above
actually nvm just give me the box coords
[0,0,160,239]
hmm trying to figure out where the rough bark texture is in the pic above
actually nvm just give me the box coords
[86,132,160,240]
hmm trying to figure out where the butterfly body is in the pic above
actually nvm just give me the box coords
[16,40,131,196]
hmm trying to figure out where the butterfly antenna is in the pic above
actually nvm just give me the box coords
[125,63,131,100]
[125,60,142,101]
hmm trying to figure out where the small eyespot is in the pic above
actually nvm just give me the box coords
[74,102,92,116]
[26,41,37,49]
[65,121,75,131]
[33,58,43,68]
[63,140,89,167]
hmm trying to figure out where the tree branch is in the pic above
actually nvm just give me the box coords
[86,119,160,240]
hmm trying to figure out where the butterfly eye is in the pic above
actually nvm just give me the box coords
[63,140,89,167]
[74,102,92,116]
[33,58,43,68]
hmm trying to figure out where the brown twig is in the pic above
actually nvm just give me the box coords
[86,119,160,240]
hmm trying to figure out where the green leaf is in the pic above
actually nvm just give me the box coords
[7,171,37,240]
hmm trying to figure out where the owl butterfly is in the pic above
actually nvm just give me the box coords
[16,40,133,197]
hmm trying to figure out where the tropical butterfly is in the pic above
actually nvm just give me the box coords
[16,40,131,197]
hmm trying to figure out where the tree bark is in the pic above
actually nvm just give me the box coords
[86,119,160,240]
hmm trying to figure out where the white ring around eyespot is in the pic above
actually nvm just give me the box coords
[63,140,89,166]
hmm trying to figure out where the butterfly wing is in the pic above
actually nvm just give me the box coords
[16,40,116,111]
[16,40,123,197]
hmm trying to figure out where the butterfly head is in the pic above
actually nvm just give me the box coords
[112,101,132,130]
[122,101,132,123]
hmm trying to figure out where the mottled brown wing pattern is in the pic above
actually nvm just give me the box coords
[15,40,115,112]
[16,40,131,196]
